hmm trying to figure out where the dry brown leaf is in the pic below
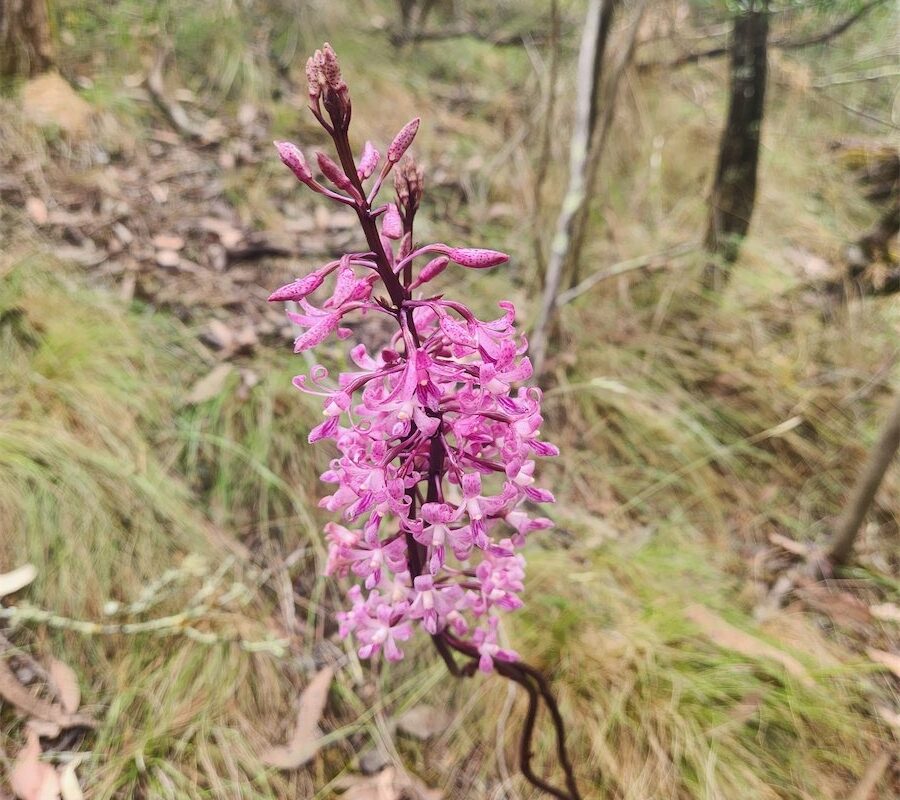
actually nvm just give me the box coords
[685,605,813,687]
[337,768,442,800]
[338,768,395,800]
[151,234,185,251]
[155,249,181,268]
[47,659,80,715]
[26,720,61,739]
[10,731,61,800]
[396,705,451,741]
[58,760,84,800]
[25,198,49,226]
[20,72,92,136]
[183,364,234,405]
[767,532,809,557]
[865,648,900,679]
[0,564,37,599]
[797,584,872,628]
[0,660,95,730]
[870,603,900,623]
[198,217,244,249]
[261,666,334,769]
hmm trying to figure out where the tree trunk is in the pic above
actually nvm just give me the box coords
[566,1,646,288]
[703,3,769,290]
[0,0,54,79]
[529,0,617,376]
[828,392,900,566]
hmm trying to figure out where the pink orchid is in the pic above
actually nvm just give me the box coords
[267,43,582,800]
[269,46,557,667]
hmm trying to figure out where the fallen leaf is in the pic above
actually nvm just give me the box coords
[0,659,95,730]
[847,751,891,800]
[261,666,334,769]
[767,532,809,557]
[148,183,168,204]
[0,564,37,598]
[155,249,181,268]
[337,767,442,800]
[47,659,80,714]
[796,584,872,628]
[25,198,49,226]
[396,705,450,741]
[685,604,813,687]
[10,731,61,800]
[20,72,92,136]
[54,244,107,267]
[25,720,61,739]
[865,648,900,679]
[151,234,185,251]
[198,217,243,249]
[338,768,396,800]
[58,760,84,800]
[183,364,234,405]
[870,603,900,623]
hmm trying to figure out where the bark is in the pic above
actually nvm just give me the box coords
[703,4,769,290]
[828,392,900,566]
[529,0,617,376]
[0,0,54,79]
[566,1,646,288]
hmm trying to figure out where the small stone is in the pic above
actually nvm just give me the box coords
[357,745,391,775]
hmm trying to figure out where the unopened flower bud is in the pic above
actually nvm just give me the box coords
[268,271,325,302]
[447,247,509,269]
[411,256,449,288]
[387,117,420,163]
[305,57,321,102]
[275,141,313,184]
[316,151,356,194]
[321,43,345,92]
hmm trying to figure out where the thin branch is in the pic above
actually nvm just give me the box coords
[779,0,888,50]
[828,392,900,566]
[638,0,889,71]
[388,22,554,47]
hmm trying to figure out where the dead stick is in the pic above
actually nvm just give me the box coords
[828,392,900,565]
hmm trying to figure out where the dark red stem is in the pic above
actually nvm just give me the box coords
[436,633,583,800]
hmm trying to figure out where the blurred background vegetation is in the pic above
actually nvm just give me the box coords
[0,1,897,798]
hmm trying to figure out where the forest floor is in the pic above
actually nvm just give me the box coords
[1,2,898,799]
